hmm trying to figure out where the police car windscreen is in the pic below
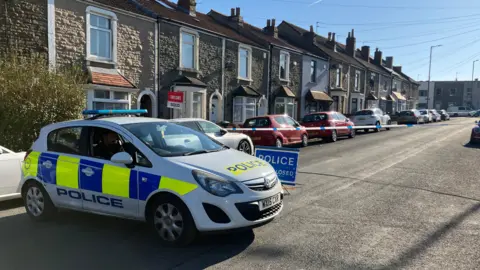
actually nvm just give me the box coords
[122,122,224,157]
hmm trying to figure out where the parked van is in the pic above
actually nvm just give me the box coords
[446,106,471,117]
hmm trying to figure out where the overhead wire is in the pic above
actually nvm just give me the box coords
[268,0,480,10]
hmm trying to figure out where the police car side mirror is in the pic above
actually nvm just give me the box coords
[111,152,133,166]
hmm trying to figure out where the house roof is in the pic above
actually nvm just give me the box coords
[90,0,155,17]
[208,10,303,53]
[88,67,137,88]
[134,0,262,48]
[232,85,261,97]
[354,50,390,76]
[276,86,296,97]
[309,90,333,102]
[281,21,364,69]
[172,75,207,87]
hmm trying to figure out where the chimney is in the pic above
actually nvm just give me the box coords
[303,24,316,43]
[346,29,356,57]
[393,66,402,73]
[177,0,196,16]
[373,48,383,65]
[229,7,243,25]
[361,46,370,62]
[327,32,337,51]
[386,56,393,69]
[263,18,278,38]
[327,32,331,41]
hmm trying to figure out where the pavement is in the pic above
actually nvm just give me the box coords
[1,117,479,270]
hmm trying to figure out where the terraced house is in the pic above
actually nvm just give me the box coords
[0,0,158,115]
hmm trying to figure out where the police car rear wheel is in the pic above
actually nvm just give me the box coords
[23,182,56,221]
[238,140,252,155]
[150,196,196,247]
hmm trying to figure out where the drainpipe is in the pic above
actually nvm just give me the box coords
[155,17,160,118]
[3,0,9,54]
[221,38,225,121]
[267,44,273,114]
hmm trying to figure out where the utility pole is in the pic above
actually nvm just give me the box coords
[472,60,478,82]
[427,45,442,108]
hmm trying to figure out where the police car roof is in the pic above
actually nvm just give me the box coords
[96,117,169,125]
[169,118,207,122]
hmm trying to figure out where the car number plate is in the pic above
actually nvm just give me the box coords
[259,193,281,211]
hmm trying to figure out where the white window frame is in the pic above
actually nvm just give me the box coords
[238,45,252,81]
[86,6,117,64]
[274,97,296,118]
[354,70,360,91]
[279,51,290,81]
[335,68,341,87]
[87,89,131,110]
[233,96,257,124]
[179,28,199,70]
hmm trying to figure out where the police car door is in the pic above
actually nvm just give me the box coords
[79,126,138,218]
[39,126,86,210]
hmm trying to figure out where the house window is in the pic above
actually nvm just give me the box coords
[192,92,203,118]
[450,88,456,96]
[393,82,397,90]
[92,90,130,110]
[86,7,117,62]
[279,51,290,80]
[436,88,442,96]
[310,60,316,82]
[335,68,341,87]
[354,71,360,91]
[238,46,251,80]
[274,97,296,118]
[383,80,387,91]
[181,31,197,69]
[419,90,427,97]
[233,97,256,123]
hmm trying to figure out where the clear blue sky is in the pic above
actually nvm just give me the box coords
[196,0,480,82]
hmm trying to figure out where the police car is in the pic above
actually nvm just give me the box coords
[20,110,284,247]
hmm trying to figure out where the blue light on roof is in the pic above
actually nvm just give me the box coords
[82,109,148,115]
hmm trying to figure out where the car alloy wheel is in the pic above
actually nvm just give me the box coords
[154,203,184,243]
[349,128,356,138]
[330,130,337,142]
[25,186,44,217]
[374,122,381,132]
[238,140,252,155]
[301,134,308,147]
[386,121,391,130]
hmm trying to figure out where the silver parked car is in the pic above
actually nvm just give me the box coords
[397,110,425,124]
[170,118,255,155]
[429,109,442,122]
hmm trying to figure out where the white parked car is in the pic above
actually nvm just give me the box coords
[170,118,255,155]
[0,145,25,201]
[418,109,433,123]
[350,108,392,132]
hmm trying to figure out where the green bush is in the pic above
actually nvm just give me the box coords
[0,53,86,151]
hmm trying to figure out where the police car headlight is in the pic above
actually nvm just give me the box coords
[192,170,243,197]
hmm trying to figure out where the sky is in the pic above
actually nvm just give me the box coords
[196,0,480,82]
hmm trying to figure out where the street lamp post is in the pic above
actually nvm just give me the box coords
[472,60,478,82]
[427,45,442,108]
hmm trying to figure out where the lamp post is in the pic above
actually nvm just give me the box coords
[427,44,442,108]
[472,60,478,82]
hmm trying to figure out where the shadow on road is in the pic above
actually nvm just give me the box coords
[0,198,23,211]
[378,202,480,270]
[0,210,254,270]
[463,142,480,149]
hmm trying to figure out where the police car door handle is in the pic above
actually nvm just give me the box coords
[42,160,52,169]
[81,167,94,177]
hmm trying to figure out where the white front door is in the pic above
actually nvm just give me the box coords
[210,97,218,123]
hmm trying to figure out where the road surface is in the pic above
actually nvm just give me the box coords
[1,117,479,270]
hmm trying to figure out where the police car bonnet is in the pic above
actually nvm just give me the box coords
[169,150,275,181]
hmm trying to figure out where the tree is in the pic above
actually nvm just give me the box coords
[0,52,86,151]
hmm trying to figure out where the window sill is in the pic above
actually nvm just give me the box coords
[178,67,201,74]
[279,78,290,83]
[237,77,253,82]
[86,57,116,65]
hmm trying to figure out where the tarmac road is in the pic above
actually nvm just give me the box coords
[1,117,479,270]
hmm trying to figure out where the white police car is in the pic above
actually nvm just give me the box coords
[20,110,283,246]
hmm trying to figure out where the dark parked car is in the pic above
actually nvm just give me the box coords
[439,109,450,120]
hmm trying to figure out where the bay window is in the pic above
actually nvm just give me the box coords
[275,97,296,118]
[233,97,256,123]
[92,90,130,110]
[192,92,203,118]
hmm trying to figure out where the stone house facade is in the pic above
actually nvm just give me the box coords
[136,0,269,124]
[209,10,304,121]
[1,0,158,115]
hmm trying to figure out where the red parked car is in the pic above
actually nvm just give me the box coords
[242,115,308,148]
[301,111,355,143]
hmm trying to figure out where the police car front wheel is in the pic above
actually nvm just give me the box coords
[149,195,197,247]
[23,181,56,221]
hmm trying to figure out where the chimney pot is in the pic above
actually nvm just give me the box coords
[386,56,394,69]
[348,32,351,38]
[267,19,271,27]
[332,33,336,41]
[236,7,240,16]
[310,25,314,32]
[272,19,276,27]
[230,8,234,16]
[351,29,355,37]
[328,32,332,40]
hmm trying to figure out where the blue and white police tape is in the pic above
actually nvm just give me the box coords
[226,123,469,131]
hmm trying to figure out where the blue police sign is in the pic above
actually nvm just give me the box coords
[255,146,299,186]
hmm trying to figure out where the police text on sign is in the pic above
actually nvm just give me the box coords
[255,147,299,186]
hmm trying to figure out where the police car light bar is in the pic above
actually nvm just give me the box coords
[82,109,148,115]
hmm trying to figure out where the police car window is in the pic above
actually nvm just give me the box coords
[123,122,224,157]
[198,121,221,134]
[176,121,202,132]
[47,127,82,155]
[89,127,126,161]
